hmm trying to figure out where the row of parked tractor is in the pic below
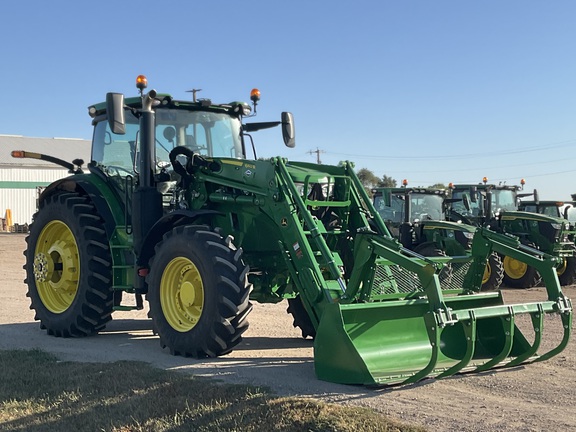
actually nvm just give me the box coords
[373,179,576,291]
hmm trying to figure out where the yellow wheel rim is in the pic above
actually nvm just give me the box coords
[503,256,528,280]
[160,257,204,332]
[482,262,491,285]
[556,258,567,277]
[33,220,80,313]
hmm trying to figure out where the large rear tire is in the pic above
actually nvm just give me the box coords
[480,253,504,291]
[146,225,252,357]
[24,192,114,337]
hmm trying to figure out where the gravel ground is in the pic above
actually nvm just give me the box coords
[1,232,575,432]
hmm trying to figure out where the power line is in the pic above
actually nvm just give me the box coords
[324,139,576,161]
[381,156,576,175]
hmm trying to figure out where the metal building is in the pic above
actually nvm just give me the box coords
[0,135,91,225]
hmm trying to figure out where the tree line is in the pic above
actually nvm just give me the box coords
[356,168,446,196]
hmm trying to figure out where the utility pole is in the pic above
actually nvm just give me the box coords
[307,147,325,164]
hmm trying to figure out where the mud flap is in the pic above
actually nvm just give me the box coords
[314,292,572,386]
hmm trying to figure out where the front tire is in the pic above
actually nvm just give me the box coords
[25,192,114,337]
[146,225,252,357]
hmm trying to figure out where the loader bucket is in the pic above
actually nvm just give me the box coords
[314,292,572,386]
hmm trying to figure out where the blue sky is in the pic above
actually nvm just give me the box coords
[1,1,575,199]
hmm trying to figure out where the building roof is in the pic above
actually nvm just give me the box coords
[0,135,91,168]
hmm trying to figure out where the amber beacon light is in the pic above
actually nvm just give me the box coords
[136,75,148,90]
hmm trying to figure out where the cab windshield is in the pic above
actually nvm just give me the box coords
[410,193,444,222]
[522,204,561,218]
[451,190,483,217]
[374,194,405,224]
[91,107,244,176]
[491,189,518,212]
[452,188,518,216]
[375,192,444,223]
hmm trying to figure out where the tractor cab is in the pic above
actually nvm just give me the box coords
[90,95,244,179]
[520,199,576,228]
[372,185,475,257]
[450,181,529,225]
[87,76,295,215]
[519,200,565,219]
[88,77,294,185]
[373,186,447,227]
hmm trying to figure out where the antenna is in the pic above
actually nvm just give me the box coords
[307,147,325,164]
[187,88,202,102]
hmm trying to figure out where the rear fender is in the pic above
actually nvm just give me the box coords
[38,176,123,239]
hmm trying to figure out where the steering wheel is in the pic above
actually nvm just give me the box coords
[168,147,218,178]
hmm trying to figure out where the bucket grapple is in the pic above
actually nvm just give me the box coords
[14,78,572,386]
[270,160,571,385]
[312,226,571,385]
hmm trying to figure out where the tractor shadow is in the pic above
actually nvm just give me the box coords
[236,335,313,351]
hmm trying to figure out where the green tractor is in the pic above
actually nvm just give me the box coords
[519,198,576,229]
[372,184,504,291]
[518,199,576,285]
[450,180,575,288]
[13,77,572,386]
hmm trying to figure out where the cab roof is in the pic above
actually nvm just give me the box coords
[88,94,250,118]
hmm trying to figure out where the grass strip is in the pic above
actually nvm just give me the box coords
[0,349,425,432]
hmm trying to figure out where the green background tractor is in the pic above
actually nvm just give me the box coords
[450,182,575,288]
[518,199,576,285]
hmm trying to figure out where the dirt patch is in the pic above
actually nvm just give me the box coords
[1,233,574,431]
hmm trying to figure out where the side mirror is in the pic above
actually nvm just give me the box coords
[106,92,126,135]
[533,188,539,205]
[281,112,295,148]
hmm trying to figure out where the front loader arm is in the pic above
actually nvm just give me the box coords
[275,159,346,290]
[466,227,565,299]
